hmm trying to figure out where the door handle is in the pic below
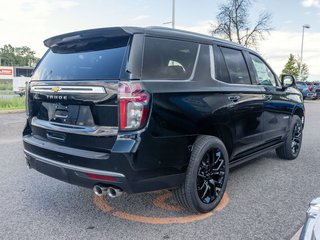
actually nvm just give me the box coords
[228,95,240,102]
[265,95,272,101]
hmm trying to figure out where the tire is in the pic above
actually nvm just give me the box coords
[276,115,303,160]
[173,135,229,213]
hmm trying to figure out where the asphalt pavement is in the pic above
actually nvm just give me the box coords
[0,101,319,240]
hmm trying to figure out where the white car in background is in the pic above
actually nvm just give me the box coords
[13,76,31,96]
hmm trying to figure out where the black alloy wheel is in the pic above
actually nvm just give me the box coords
[291,122,302,155]
[276,115,303,160]
[174,135,229,213]
[197,148,226,204]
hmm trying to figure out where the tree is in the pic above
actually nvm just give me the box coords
[0,44,39,67]
[297,61,309,82]
[282,54,299,78]
[211,0,272,48]
[282,54,309,81]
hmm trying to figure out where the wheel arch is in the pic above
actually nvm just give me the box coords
[198,124,234,158]
[292,104,305,126]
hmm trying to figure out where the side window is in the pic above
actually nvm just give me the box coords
[220,47,251,85]
[213,45,231,83]
[142,38,199,80]
[250,54,276,86]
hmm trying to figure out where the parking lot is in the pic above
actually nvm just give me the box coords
[0,101,319,240]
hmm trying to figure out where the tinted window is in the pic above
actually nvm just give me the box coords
[221,47,251,85]
[142,38,198,80]
[32,37,129,80]
[214,45,231,83]
[250,54,276,86]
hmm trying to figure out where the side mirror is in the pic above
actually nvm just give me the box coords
[281,74,295,89]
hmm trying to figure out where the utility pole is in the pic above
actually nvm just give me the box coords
[300,24,310,81]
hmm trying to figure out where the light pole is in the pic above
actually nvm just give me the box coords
[172,0,175,29]
[300,24,310,81]
[163,0,175,29]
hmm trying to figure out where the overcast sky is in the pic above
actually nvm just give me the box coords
[0,0,319,80]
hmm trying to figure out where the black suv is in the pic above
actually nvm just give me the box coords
[23,27,304,213]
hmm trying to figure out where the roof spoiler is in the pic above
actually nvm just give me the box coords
[44,27,133,48]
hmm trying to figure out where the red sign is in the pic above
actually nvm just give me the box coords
[0,68,13,75]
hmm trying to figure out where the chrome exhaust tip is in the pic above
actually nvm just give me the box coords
[93,185,108,197]
[107,187,123,198]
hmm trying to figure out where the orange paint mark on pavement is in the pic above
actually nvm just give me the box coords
[152,191,183,212]
[94,195,113,212]
[214,193,229,212]
[112,210,213,224]
[94,192,229,224]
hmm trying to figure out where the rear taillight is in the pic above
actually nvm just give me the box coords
[119,82,149,131]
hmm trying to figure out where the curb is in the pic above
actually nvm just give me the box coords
[0,109,25,114]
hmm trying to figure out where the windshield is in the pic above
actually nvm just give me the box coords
[32,36,129,80]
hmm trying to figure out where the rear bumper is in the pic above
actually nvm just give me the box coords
[24,147,131,192]
[23,135,185,193]
[306,92,316,98]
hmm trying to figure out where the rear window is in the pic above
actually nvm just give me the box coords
[32,36,129,80]
[142,38,199,80]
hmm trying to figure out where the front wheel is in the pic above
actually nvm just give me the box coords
[174,136,229,213]
[276,115,303,160]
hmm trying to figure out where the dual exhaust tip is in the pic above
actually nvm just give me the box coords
[93,185,123,198]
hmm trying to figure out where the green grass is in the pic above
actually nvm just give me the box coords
[0,91,14,95]
[0,96,25,110]
[0,82,13,91]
